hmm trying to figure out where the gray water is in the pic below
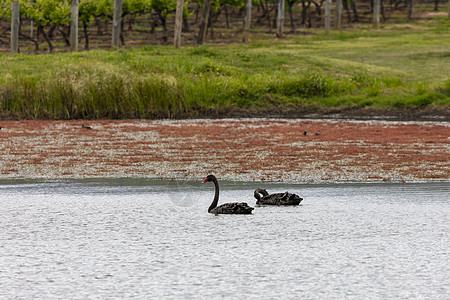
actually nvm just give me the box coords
[0,179,449,299]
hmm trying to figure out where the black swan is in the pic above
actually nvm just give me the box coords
[203,175,254,215]
[82,124,92,129]
[254,188,303,205]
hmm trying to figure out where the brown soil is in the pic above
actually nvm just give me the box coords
[0,119,448,182]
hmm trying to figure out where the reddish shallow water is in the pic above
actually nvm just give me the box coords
[0,119,448,182]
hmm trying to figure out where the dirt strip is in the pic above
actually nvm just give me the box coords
[0,119,448,182]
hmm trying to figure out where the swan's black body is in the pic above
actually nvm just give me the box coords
[254,188,303,205]
[203,175,254,215]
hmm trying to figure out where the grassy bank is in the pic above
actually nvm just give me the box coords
[1,18,449,120]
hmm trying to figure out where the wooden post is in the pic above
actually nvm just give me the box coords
[324,0,331,35]
[448,0,449,19]
[276,0,285,38]
[112,0,123,47]
[335,0,342,29]
[70,0,79,52]
[243,0,252,43]
[197,0,212,45]
[30,0,34,38]
[11,1,20,54]
[174,0,184,48]
[373,0,380,29]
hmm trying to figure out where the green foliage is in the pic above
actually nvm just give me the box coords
[269,72,337,97]
[0,0,9,19]
[24,0,71,27]
[123,0,152,14]
[151,0,176,16]
[79,0,99,26]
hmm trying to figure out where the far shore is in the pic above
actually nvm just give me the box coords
[0,118,448,182]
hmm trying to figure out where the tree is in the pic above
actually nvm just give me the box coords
[243,0,252,42]
[11,1,20,53]
[24,0,71,52]
[277,0,285,37]
[79,0,100,50]
[407,0,414,21]
[324,0,330,34]
[197,0,212,44]
[150,0,176,42]
[335,0,342,29]
[286,0,301,32]
[373,0,380,28]
[174,0,184,47]
[70,0,79,51]
[112,0,122,47]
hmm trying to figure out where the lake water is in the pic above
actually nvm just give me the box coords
[0,179,449,299]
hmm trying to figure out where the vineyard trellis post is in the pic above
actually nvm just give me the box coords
[243,0,252,43]
[335,0,342,29]
[174,0,184,48]
[112,0,123,47]
[324,0,331,35]
[373,0,380,28]
[11,1,20,54]
[70,0,79,52]
[276,0,285,38]
[30,0,34,38]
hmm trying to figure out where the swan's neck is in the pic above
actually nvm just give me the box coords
[254,190,261,203]
[208,179,219,213]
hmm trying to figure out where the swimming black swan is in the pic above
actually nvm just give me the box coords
[203,175,254,215]
[254,188,303,205]
[82,124,92,129]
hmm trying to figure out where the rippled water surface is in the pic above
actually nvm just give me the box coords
[1,179,449,299]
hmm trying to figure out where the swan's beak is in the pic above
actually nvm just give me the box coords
[202,177,208,183]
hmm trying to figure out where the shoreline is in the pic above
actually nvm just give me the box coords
[0,119,449,183]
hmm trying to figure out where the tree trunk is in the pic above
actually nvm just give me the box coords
[324,0,331,35]
[276,0,285,38]
[407,0,414,21]
[448,0,449,19]
[207,13,214,39]
[83,24,89,50]
[288,2,295,32]
[197,0,212,45]
[335,0,342,29]
[112,0,123,47]
[70,0,79,52]
[433,0,438,11]
[351,0,359,22]
[343,0,351,23]
[373,0,380,28]
[11,1,20,54]
[243,0,252,43]
[225,5,230,28]
[183,15,190,32]
[174,0,184,48]
[39,26,54,53]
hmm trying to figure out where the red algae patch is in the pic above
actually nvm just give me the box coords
[0,119,448,182]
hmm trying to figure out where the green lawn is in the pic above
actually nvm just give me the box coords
[1,17,449,119]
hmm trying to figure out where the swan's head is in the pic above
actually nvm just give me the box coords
[202,174,216,183]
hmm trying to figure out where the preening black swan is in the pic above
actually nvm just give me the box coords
[203,175,254,215]
[254,188,303,205]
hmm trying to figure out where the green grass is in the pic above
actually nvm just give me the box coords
[0,18,449,119]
